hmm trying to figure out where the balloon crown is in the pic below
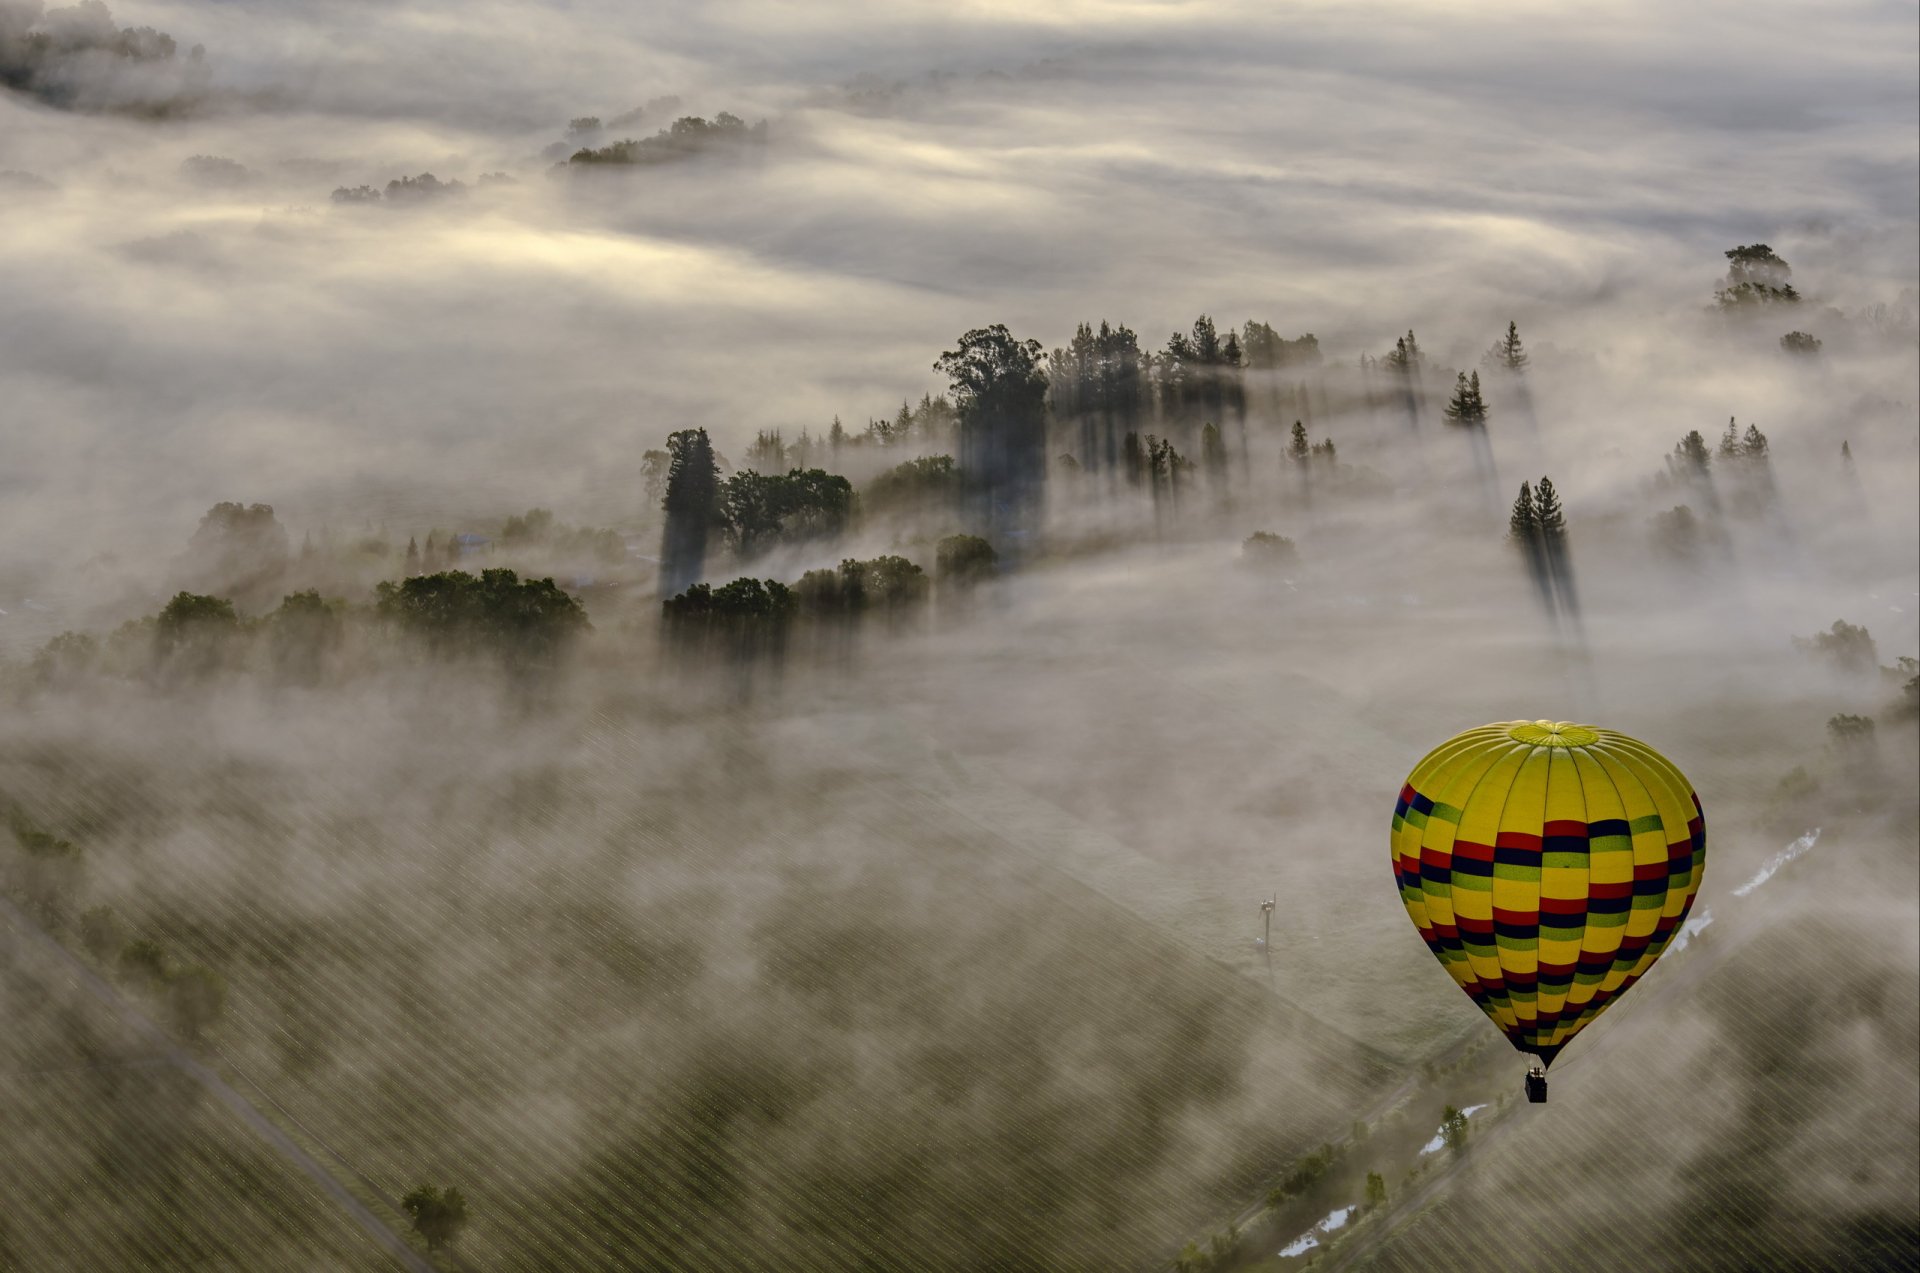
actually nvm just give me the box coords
[1507,720,1600,747]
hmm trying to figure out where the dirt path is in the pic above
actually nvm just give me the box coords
[0,896,438,1273]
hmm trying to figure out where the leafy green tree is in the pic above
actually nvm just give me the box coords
[401,1185,469,1252]
[721,468,854,556]
[1826,713,1875,751]
[935,325,1049,526]
[30,630,99,687]
[1794,620,1878,675]
[186,502,289,593]
[1365,1171,1388,1209]
[1242,532,1298,567]
[866,455,959,515]
[1716,245,1798,308]
[499,508,555,544]
[794,557,928,618]
[268,590,343,684]
[1440,1104,1469,1155]
[1442,370,1488,427]
[154,592,241,678]
[374,570,588,662]
[1780,330,1821,355]
[660,428,723,596]
[6,811,82,924]
[935,534,997,585]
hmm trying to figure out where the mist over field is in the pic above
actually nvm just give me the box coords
[2,1,1916,1270]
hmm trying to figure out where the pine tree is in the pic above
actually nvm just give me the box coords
[1841,440,1853,464]
[1287,420,1310,463]
[1671,430,1711,478]
[1122,431,1146,487]
[1200,422,1227,484]
[828,416,847,451]
[1486,320,1529,373]
[1443,371,1488,427]
[404,536,419,575]
[1508,481,1538,542]
[1533,476,1566,541]
[660,427,722,596]
[1742,423,1769,460]
[1718,417,1742,459]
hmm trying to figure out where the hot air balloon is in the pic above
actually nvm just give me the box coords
[1390,721,1704,1102]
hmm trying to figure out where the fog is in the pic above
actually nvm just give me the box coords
[1,1,1916,1269]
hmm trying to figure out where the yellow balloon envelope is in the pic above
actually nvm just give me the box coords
[1391,721,1705,1067]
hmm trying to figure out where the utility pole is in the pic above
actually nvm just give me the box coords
[1259,893,1276,985]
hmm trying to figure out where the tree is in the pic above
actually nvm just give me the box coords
[1718,417,1743,460]
[935,325,1050,526]
[1442,371,1488,427]
[119,939,171,986]
[1365,1171,1388,1210]
[1485,320,1529,373]
[1287,420,1310,464]
[401,1185,469,1252]
[1794,620,1878,675]
[866,455,959,515]
[1716,245,1798,309]
[660,428,722,596]
[1200,422,1227,486]
[1508,481,1538,543]
[1780,330,1821,355]
[404,537,419,574]
[935,534,997,585]
[374,570,588,663]
[1742,424,1769,460]
[269,589,343,684]
[1533,477,1566,542]
[1670,430,1712,479]
[1826,713,1876,751]
[1242,532,1297,567]
[745,429,786,472]
[154,592,240,676]
[720,468,853,556]
[1440,1104,1469,1155]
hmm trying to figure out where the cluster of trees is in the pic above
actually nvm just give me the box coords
[657,427,862,589]
[330,172,517,205]
[568,113,767,166]
[1,808,227,1040]
[0,0,206,113]
[17,567,590,696]
[1508,477,1576,616]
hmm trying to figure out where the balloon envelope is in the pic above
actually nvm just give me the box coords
[1391,721,1705,1067]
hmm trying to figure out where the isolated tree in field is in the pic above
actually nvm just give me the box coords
[660,428,722,596]
[1486,321,1529,373]
[1440,1104,1469,1155]
[1442,371,1488,427]
[1365,1171,1388,1209]
[936,324,1050,526]
[401,1185,469,1252]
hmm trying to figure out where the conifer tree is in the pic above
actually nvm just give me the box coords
[1671,430,1712,478]
[1287,420,1310,463]
[1508,481,1538,543]
[1742,423,1769,460]
[1718,417,1743,459]
[1443,371,1488,427]
[404,537,419,575]
[1200,422,1227,486]
[660,427,722,596]
[1486,320,1529,372]
[1533,476,1566,542]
